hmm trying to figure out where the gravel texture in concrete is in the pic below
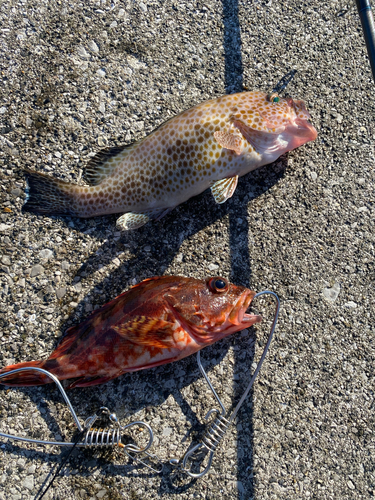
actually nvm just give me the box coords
[0,1,374,499]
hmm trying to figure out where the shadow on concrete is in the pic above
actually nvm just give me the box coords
[0,3,301,493]
[221,0,255,496]
[221,1,298,496]
[0,155,288,495]
[272,69,297,94]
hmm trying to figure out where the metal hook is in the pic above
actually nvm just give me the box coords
[170,290,280,478]
[119,420,163,473]
[0,291,279,478]
[0,367,163,473]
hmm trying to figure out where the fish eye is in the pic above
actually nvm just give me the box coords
[208,277,229,293]
[269,93,280,104]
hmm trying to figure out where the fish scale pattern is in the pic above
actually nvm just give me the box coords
[0,276,261,388]
[23,91,317,229]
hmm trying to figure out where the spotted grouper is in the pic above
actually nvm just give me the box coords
[0,276,262,388]
[23,91,317,230]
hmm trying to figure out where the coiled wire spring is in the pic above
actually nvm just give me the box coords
[83,427,121,447]
[170,290,280,478]
[200,411,231,453]
[0,290,280,480]
[0,368,162,473]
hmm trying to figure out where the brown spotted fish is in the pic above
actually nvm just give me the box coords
[23,91,317,230]
[0,276,261,388]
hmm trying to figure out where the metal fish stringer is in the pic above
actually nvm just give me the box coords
[169,290,280,478]
[0,367,163,474]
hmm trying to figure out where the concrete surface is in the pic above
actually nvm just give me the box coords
[0,0,374,499]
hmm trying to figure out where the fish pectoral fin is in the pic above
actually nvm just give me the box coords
[211,176,239,204]
[214,130,243,155]
[83,145,129,185]
[116,208,172,231]
[231,118,282,154]
[113,316,176,349]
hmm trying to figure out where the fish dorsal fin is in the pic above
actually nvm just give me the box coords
[47,322,91,359]
[83,145,130,185]
[48,289,132,359]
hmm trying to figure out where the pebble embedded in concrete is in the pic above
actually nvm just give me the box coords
[0,2,373,500]
[30,264,44,277]
[322,283,340,302]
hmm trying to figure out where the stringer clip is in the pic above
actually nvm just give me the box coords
[0,367,163,473]
[169,290,280,478]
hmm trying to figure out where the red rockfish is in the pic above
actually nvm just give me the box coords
[0,276,262,389]
[23,91,317,230]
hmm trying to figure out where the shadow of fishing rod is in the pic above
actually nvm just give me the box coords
[221,0,302,495]
[221,0,250,289]
[221,0,255,497]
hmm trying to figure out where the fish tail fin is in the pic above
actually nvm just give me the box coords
[0,359,54,386]
[23,169,81,216]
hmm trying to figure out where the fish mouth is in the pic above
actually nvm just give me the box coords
[288,98,318,143]
[228,290,263,328]
[291,119,318,144]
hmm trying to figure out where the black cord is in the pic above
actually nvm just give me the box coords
[356,0,375,82]
[35,429,85,500]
